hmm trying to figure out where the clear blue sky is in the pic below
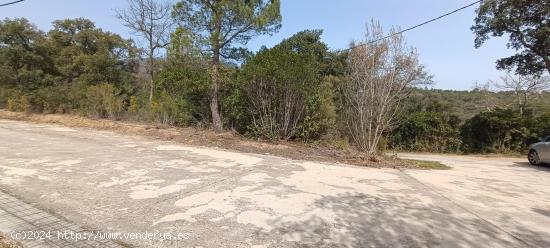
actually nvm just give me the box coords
[0,0,514,90]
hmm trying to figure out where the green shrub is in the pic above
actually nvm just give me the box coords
[84,83,124,119]
[3,89,31,112]
[0,87,8,108]
[222,81,252,132]
[297,76,337,141]
[155,58,210,124]
[34,87,72,113]
[534,113,550,138]
[238,30,337,141]
[332,138,350,150]
[460,108,530,153]
[151,90,189,126]
[391,111,461,153]
[128,96,139,114]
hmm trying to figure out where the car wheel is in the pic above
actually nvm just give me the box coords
[528,150,540,165]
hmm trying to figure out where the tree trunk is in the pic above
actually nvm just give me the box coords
[149,79,154,103]
[210,11,223,133]
[210,81,222,132]
[148,45,155,105]
[210,49,223,132]
[517,92,523,115]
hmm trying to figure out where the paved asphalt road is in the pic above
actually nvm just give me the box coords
[0,119,549,248]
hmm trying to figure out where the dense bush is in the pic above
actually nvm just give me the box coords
[84,83,125,119]
[390,111,461,153]
[36,86,74,113]
[460,108,533,153]
[391,88,550,154]
[5,89,31,112]
[236,30,337,141]
[531,113,550,140]
[297,76,337,140]
[155,59,210,125]
[151,90,189,126]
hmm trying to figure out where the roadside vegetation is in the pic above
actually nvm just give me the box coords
[0,0,548,161]
[399,159,451,170]
[391,88,550,154]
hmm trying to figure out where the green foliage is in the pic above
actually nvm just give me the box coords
[391,112,461,153]
[168,27,203,60]
[172,0,282,57]
[472,0,550,75]
[402,88,550,121]
[393,89,550,153]
[173,0,283,131]
[460,108,532,153]
[48,18,138,90]
[0,18,137,117]
[151,90,189,126]
[156,54,210,124]
[236,30,337,141]
[222,79,251,132]
[152,31,211,126]
[128,96,139,114]
[0,18,55,91]
[531,113,550,140]
[33,86,72,113]
[297,76,337,141]
[84,83,124,119]
[4,89,31,112]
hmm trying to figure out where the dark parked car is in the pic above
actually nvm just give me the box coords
[528,136,550,165]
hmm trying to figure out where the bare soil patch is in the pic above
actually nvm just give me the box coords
[0,234,21,248]
[0,110,423,169]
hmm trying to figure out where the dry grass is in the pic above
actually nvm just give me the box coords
[0,234,21,248]
[0,110,436,169]
[399,159,451,170]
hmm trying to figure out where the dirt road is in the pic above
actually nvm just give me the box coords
[0,119,548,247]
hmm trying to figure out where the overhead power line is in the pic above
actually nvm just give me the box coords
[0,0,25,7]
[344,0,482,52]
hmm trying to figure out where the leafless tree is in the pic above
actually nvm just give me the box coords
[472,81,492,92]
[343,21,429,154]
[493,72,550,114]
[116,0,174,103]
[471,81,500,111]
[246,77,306,140]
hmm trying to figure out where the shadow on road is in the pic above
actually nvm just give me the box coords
[513,162,550,172]
[252,192,548,247]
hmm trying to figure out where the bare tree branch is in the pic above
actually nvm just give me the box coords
[343,21,429,154]
[116,0,174,103]
[493,72,550,114]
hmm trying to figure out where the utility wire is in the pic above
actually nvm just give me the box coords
[343,0,482,52]
[0,0,24,7]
